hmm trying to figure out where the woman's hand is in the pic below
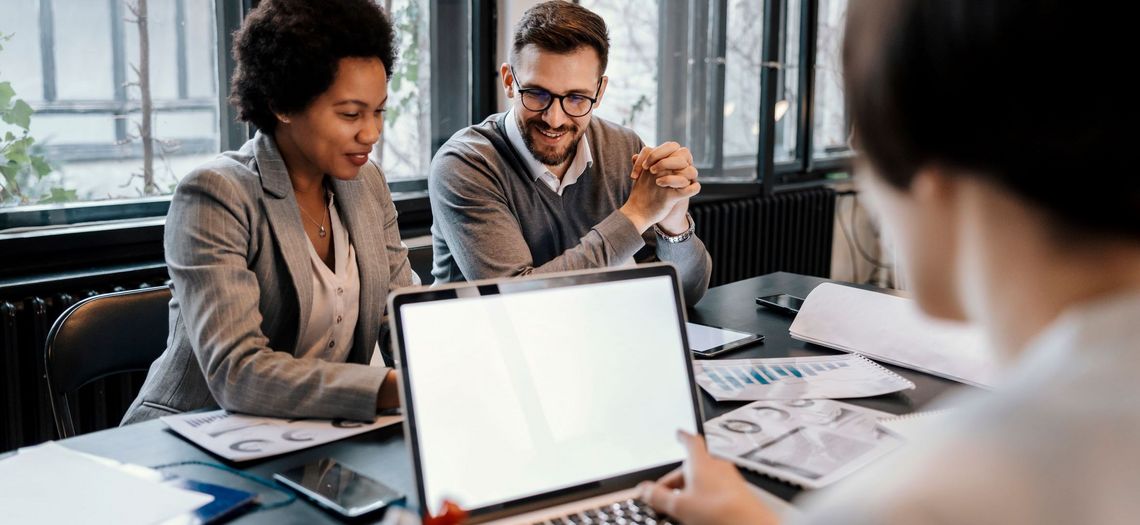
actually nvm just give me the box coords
[638,431,781,525]
[377,369,401,410]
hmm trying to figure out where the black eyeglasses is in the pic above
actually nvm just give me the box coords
[510,65,602,118]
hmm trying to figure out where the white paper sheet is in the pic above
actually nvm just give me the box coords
[706,399,901,489]
[694,354,915,401]
[0,442,212,525]
[162,410,402,462]
[686,322,756,352]
[789,283,999,387]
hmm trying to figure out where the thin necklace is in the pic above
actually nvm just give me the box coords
[297,199,328,238]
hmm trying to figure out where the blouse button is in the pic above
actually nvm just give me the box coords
[336,287,344,296]
[328,340,336,348]
[336,315,343,324]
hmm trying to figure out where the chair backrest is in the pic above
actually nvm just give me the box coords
[44,286,172,438]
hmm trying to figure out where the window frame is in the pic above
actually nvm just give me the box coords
[0,0,467,275]
[0,0,475,231]
[651,0,851,194]
[750,0,855,190]
[0,0,251,232]
[1,0,852,275]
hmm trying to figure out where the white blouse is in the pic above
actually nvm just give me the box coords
[296,194,361,362]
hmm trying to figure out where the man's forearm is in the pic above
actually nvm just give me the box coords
[657,200,691,235]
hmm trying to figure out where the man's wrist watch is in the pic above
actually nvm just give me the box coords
[654,213,695,244]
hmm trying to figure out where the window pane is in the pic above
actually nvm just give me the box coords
[774,0,801,163]
[722,0,763,166]
[55,2,115,100]
[0,0,220,208]
[812,0,849,158]
[577,0,658,146]
[374,0,432,182]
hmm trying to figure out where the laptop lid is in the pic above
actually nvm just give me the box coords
[389,264,705,522]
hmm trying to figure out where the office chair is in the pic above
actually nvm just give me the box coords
[43,286,172,438]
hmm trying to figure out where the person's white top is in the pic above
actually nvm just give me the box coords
[792,290,1140,525]
[296,194,361,361]
[504,108,594,195]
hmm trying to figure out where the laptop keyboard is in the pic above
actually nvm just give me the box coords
[533,498,674,525]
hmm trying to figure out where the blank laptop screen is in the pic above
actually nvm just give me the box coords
[398,274,699,513]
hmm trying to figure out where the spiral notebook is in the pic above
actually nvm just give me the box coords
[693,354,915,401]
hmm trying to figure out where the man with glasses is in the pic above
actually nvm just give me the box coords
[428,1,711,304]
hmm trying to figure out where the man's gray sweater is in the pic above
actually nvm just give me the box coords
[428,112,712,305]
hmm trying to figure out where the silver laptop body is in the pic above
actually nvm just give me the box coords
[389,264,705,524]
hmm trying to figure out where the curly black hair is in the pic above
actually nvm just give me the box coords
[229,0,398,133]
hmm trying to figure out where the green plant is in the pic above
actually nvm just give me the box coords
[625,94,651,129]
[0,33,59,205]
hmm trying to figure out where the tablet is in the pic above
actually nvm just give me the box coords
[686,322,764,358]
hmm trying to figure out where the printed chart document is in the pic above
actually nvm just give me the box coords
[790,283,999,387]
[163,410,402,462]
[705,399,901,489]
[0,442,212,525]
[694,354,914,401]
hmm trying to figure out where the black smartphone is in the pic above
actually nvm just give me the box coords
[755,293,804,315]
[274,458,404,518]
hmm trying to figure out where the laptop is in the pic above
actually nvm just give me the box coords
[388,264,705,524]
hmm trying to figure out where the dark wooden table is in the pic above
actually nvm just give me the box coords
[57,272,970,522]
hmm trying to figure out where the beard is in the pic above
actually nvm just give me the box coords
[519,115,583,167]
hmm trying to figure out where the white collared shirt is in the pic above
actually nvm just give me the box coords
[296,194,360,361]
[504,108,593,195]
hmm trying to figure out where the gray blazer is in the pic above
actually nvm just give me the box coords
[122,132,417,425]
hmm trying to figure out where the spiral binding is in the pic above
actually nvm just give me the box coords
[850,353,916,390]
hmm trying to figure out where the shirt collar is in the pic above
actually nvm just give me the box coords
[504,109,593,195]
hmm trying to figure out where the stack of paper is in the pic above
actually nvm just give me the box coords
[694,354,915,401]
[0,443,212,525]
[789,283,999,388]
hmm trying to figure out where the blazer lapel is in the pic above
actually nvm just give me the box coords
[332,166,387,364]
[253,132,313,353]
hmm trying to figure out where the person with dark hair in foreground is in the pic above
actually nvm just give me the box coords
[122,0,417,424]
[640,0,1136,523]
[428,1,712,305]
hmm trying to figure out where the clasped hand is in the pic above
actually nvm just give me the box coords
[621,142,701,234]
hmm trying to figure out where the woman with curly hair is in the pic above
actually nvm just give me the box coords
[123,0,416,424]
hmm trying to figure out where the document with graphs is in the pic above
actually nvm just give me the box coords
[162,410,401,462]
[694,353,914,401]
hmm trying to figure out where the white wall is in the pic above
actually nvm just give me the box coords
[829,183,898,288]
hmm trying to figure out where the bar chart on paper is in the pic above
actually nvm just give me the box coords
[693,354,915,401]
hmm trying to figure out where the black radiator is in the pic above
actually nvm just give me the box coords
[0,269,169,452]
[691,187,835,286]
